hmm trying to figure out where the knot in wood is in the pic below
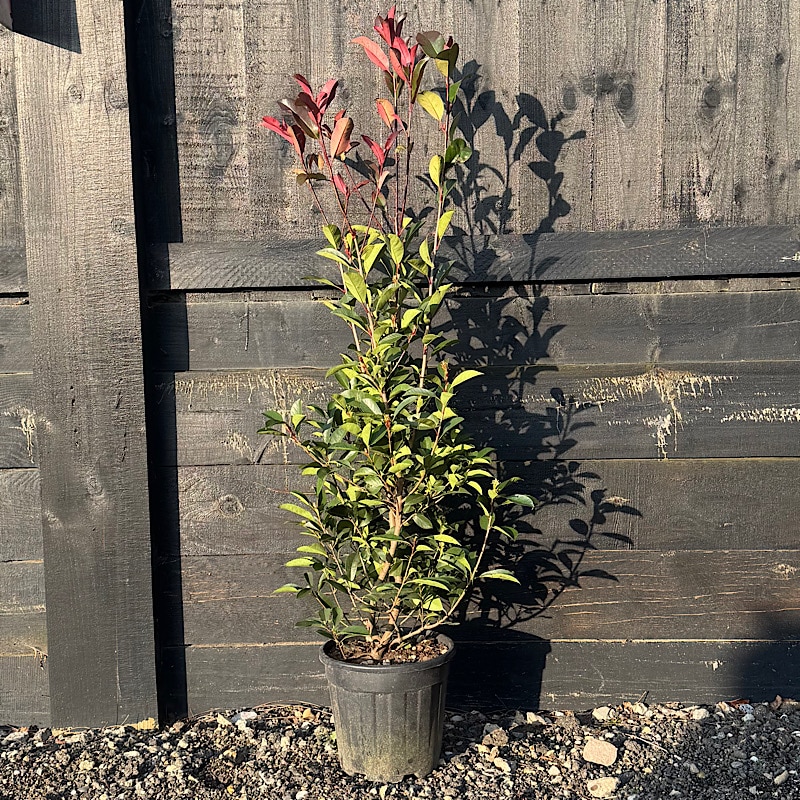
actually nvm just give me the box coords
[67,84,84,104]
[217,494,244,518]
[702,84,721,109]
[562,83,578,111]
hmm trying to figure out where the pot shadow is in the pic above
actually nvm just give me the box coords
[734,615,800,702]
[437,63,640,710]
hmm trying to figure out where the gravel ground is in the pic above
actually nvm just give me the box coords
[2,696,800,799]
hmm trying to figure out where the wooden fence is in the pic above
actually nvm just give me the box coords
[1,0,799,727]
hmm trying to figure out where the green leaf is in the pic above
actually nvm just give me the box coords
[412,513,433,529]
[417,90,445,122]
[436,210,454,242]
[434,533,462,545]
[450,368,483,388]
[429,155,444,188]
[444,138,472,164]
[297,543,327,556]
[401,307,421,328]
[360,242,384,273]
[342,271,368,305]
[416,30,446,58]
[479,569,520,583]
[273,584,301,594]
[448,80,462,104]
[322,224,342,249]
[419,237,433,267]
[387,233,405,264]
[285,557,317,568]
[280,503,316,522]
[410,578,451,591]
[507,493,536,508]
[316,247,351,267]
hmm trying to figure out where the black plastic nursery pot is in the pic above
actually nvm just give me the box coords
[319,634,456,782]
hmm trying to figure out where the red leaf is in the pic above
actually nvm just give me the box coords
[393,37,412,68]
[388,48,408,83]
[332,173,348,196]
[361,135,385,166]
[293,74,313,95]
[376,98,395,128]
[330,116,354,159]
[352,36,390,72]
[316,78,338,113]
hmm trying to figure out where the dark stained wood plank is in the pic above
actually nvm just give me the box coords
[663,0,737,225]
[591,0,666,229]
[179,639,800,713]
[0,372,38,468]
[518,0,594,232]
[0,27,22,249]
[148,288,800,372]
[0,469,42,560]
[0,560,46,654]
[0,246,26,293]
[0,655,50,727]
[149,361,800,465]
[179,550,800,645]
[15,0,157,727]
[147,227,800,289]
[162,458,800,558]
[171,0,251,240]
[733,0,798,224]
[0,301,32,372]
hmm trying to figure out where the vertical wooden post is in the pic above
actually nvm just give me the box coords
[13,1,158,726]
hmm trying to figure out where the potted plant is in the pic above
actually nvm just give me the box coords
[259,6,533,782]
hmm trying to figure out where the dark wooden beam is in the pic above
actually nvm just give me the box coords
[14,0,158,726]
[147,226,800,290]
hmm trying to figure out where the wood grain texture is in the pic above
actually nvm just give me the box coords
[0,246,26,293]
[146,227,800,290]
[0,26,22,248]
[171,0,250,239]
[14,1,157,726]
[0,655,50,727]
[0,469,42,560]
[148,361,800,465]
[591,0,667,229]
[518,0,594,231]
[160,458,800,558]
[0,301,31,372]
[0,372,38,468]
[179,550,800,645]
[178,639,800,713]
[148,287,800,372]
[0,560,46,654]
[663,0,738,225]
[733,0,799,224]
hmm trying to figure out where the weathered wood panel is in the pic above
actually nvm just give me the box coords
[663,0,738,225]
[0,655,49,727]
[0,469,41,560]
[14,0,157,726]
[148,362,800,465]
[0,300,31,372]
[161,458,800,558]
[179,550,800,646]
[179,639,800,712]
[147,228,800,290]
[0,246,26,293]
[0,27,22,249]
[0,372,37,468]
[148,288,800,372]
[0,560,46,654]
[591,0,667,230]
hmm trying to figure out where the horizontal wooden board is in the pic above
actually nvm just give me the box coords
[0,469,42,560]
[0,560,46,653]
[0,247,26,294]
[0,655,50,727]
[147,288,800,372]
[178,639,800,714]
[178,550,800,645]
[164,458,800,556]
[0,303,32,373]
[0,373,38,467]
[150,362,800,465]
[147,227,800,290]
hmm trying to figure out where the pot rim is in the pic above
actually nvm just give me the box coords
[319,632,455,673]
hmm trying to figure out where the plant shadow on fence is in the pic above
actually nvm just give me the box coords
[439,63,641,710]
